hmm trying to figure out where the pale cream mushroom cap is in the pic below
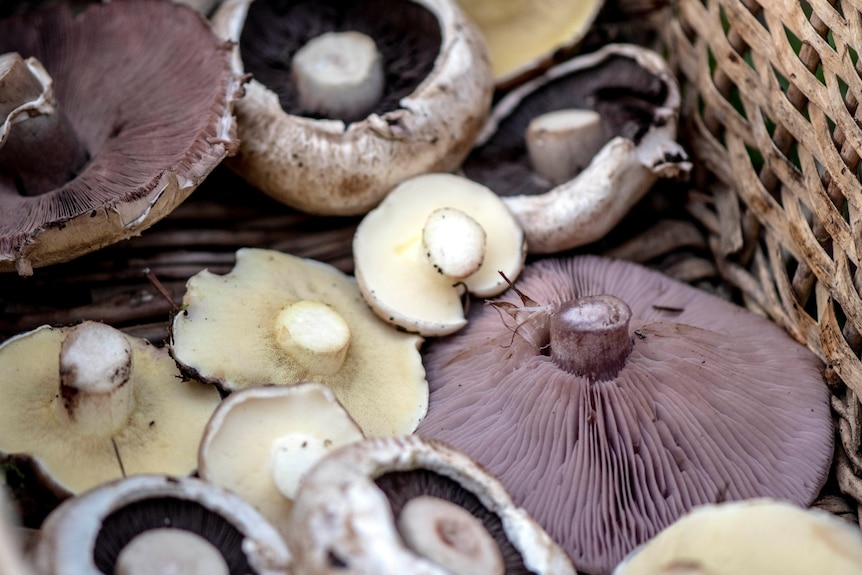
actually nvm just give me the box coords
[0,323,220,496]
[198,383,364,536]
[170,248,427,437]
[353,172,526,336]
[613,499,862,575]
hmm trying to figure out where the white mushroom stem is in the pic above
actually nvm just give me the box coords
[525,108,606,186]
[0,52,88,196]
[54,321,136,436]
[269,432,334,500]
[422,207,487,280]
[114,528,229,575]
[274,300,351,376]
[292,31,385,122]
[550,294,633,382]
[398,495,504,575]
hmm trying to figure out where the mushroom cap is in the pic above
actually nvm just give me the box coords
[0,324,221,497]
[416,255,834,574]
[455,0,604,87]
[0,0,243,275]
[462,44,691,254]
[614,499,862,575]
[288,435,576,575]
[210,0,494,216]
[353,172,526,336]
[170,248,427,437]
[198,383,365,534]
[34,474,291,575]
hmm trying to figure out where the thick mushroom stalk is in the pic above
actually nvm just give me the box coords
[292,31,385,123]
[525,108,606,186]
[114,528,229,575]
[423,207,487,280]
[54,321,136,436]
[274,300,351,376]
[0,52,88,196]
[550,294,633,381]
[398,495,504,575]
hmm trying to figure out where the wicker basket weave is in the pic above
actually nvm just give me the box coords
[664,0,862,516]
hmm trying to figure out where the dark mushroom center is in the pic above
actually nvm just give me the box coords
[549,294,633,382]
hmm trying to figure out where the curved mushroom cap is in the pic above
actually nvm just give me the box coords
[170,248,427,437]
[455,0,604,87]
[462,43,691,254]
[0,0,243,276]
[614,499,862,575]
[288,435,576,575]
[0,322,221,498]
[34,474,291,575]
[416,255,834,574]
[210,0,493,216]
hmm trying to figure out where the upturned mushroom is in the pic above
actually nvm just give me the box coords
[0,0,243,275]
[462,43,691,254]
[0,321,221,508]
[198,383,365,536]
[416,255,834,574]
[170,248,427,437]
[614,499,862,575]
[288,435,576,575]
[33,474,291,575]
[353,172,527,336]
[210,0,493,215]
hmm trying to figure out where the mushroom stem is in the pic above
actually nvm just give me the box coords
[54,321,136,436]
[397,495,504,575]
[0,52,88,196]
[269,432,334,501]
[422,207,487,280]
[549,294,633,381]
[291,31,385,122]
[274,300,351,375]
[114,527,230,575]
[525,108,606,186]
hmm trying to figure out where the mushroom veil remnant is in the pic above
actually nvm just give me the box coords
[0,0,243,275]
[211,0,494,215]
[417,255,834,574]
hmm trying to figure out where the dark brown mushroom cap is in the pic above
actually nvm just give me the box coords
[416,255,834,574]
[0,0,242,275]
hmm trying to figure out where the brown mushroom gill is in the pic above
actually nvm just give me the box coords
[240,0,441,120]
[416,256,834,574]
[461,55,671,197]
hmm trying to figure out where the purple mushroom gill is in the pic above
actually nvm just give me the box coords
[416,255,834,574]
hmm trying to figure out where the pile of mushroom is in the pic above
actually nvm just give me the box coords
[416,255,834,573]
[0,0,243,275]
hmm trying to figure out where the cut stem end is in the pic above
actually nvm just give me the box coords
[274,300,351,375]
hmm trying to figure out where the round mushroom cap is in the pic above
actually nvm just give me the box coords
[416,255,834,574]
[210,0,494,216]
[0,0,243,275]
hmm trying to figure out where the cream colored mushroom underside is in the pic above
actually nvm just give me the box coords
[170,248,427,437]
[0,326,220,494]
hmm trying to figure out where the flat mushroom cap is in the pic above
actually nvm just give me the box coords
[0,0,242,276]
[170,248,427,437]
[416,255,834,574]
[462,44,691,254]
[210,0,493,216]
[0,323,221,498]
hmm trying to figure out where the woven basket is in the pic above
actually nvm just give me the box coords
[664,0,862,517]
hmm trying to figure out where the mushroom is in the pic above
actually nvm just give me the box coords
[169,248,427,437]
[210,0,493,215]
[614,499,862,575]
[416,255,834,574]
[0,321,221,509]
[0,486,32,575]
[0,0,243,275]
[288,435,576,575]
[454,0,604,87]
[33,474,291,575]
[353,172,527,336]
[198,383,365,536]
[461,43,692,254]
